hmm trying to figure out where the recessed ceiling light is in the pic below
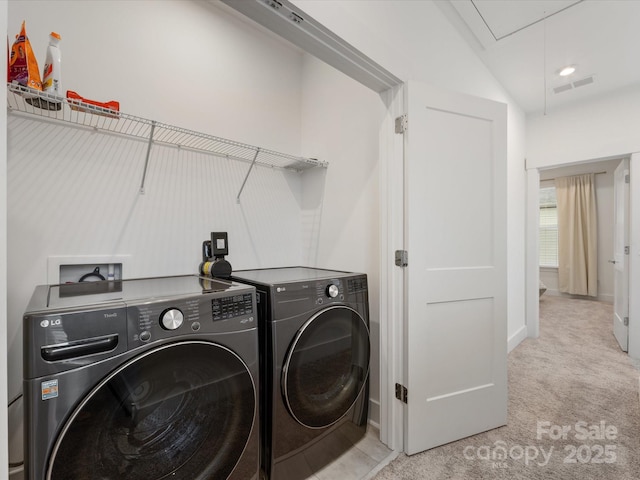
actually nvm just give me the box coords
[559,65,576,77]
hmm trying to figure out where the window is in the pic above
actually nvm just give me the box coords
[539,185,558,267]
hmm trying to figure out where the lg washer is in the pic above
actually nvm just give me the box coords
[23,275,259,480]
[231,267,370,480]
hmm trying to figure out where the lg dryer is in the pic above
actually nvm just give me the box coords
[23,275,259,480]
[232,267,370,480]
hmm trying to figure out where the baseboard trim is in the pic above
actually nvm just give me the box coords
[509,325,528,352]
[8,465,23,480]
[542,289,614,304]
[368,398,380,428]
[597,294,614,304]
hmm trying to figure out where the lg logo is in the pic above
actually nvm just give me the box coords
[40,318,62,328]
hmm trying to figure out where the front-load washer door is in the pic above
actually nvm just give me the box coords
[282,306,370,429]
[47,341,256,480]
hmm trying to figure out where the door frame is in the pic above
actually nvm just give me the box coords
[613,158,630,351]
[525,153,640,359]
[628,153,640,357]
[379,84,405,451]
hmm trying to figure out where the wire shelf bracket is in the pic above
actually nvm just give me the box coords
[237,148,260,204]
[139,120,156,195]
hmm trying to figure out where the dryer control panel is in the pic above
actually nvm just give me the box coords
[315,280,344,305]
[231,268,368,323]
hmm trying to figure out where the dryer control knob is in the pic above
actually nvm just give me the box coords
[160,308,184,330]
[326,284,339,298]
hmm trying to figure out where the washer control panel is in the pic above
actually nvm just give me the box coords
[128,289,255,346]
[211,293,254,321]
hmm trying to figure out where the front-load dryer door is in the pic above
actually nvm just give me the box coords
[47,341,256,480]
[282,306,370,429]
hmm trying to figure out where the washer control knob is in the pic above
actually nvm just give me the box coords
[326,284,339,298]
[160,308,184,330]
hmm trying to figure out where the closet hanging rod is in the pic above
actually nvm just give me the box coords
[541,171,606,181]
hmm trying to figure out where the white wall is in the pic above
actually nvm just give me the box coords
[7,0,312,473]
[539,158,623,303]
[526,86,640,355]
[527,85,640,169]
[291,0,528,347]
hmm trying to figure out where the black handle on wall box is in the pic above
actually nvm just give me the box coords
[202,240,212,262]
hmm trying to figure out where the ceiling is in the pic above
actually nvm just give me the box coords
[443,0,640,114]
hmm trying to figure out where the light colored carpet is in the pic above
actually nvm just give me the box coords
[373,296,640,479]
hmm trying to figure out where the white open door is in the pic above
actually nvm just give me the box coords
[613,158,630,351]
[403,81,507,455]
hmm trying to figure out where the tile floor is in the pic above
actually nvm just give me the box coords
[307,427,398,480]
[9,427,397,480]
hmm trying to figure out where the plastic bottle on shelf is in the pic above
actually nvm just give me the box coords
[42,31,62,110]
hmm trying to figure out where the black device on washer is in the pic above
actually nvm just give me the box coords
[211,232,229,257]
[200,232,232,278]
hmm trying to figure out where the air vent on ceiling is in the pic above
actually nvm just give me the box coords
[553,75,595,94]
[572,76,594,88]
[553,84,573,94]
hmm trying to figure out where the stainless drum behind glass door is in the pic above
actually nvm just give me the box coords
[282,306,369,430]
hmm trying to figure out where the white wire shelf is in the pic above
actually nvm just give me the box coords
[7,82,327,199]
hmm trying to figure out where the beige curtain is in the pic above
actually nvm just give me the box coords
[555,174,598,297]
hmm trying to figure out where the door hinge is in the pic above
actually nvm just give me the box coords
[395,250,408,267]
[624,317,629,327]
[625,246,630,255]
[625,173,630,184]
[395,114,407,134]
[395,383,408,403]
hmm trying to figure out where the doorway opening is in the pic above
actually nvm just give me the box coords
[528,155,631,353]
